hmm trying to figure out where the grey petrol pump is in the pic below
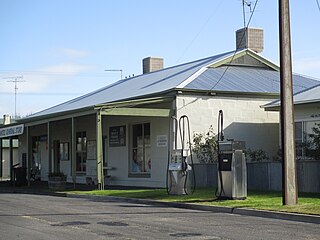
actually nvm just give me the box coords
[216,110,247,200]
[167,115,195,195]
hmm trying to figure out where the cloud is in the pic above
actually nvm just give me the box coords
[293,57,320,78]
[58,48,90,58]
[40,62,94,75]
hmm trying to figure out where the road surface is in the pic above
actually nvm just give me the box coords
[0,193,319,240]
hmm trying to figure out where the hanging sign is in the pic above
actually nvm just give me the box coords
[0,124,24,138]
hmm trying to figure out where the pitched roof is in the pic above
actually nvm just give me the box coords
[264,83,320,109]
[24,49,319,119]
[187,66,318,94]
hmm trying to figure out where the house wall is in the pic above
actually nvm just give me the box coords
[102,115,169,188]
[176,95,280,160]
[294,103,320,122]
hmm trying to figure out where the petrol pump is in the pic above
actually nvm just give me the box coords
[167,115,195,195]
[216,110,247,200]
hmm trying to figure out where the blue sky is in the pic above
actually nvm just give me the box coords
[0,0,320,117]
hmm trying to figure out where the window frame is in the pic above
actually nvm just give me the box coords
[76,131,87,173]
[128,122,151,178]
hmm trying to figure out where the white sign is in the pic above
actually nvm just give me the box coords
[0,124,24,138]
[157,135,168,147]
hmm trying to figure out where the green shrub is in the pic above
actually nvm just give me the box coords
[192,126,218,163]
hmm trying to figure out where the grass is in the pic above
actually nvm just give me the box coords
[68,188,320,216]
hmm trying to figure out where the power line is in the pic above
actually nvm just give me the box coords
[209,0,259,91]
[316,0,320,12]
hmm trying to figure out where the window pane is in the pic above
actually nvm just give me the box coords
[130,123,150,174]
[295,122,302,141]
[144,123,150,136]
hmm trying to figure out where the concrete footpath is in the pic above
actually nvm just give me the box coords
[1,181,319,225]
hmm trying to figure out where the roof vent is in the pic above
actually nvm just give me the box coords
[142,57,164,74]
[236,27,264,53]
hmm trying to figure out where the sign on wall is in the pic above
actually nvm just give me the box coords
[0,124,24,138]
[109,125,126,147]
[157,135,168,147]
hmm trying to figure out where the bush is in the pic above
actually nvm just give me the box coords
[245,148,268,162]
[192,126,218,163]
[308,123,320,160]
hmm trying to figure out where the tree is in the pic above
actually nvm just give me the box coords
[307,122,320,160]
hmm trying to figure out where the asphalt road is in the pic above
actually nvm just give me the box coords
[0,193,319,240]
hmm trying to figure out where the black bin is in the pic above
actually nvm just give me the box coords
[14,167,27,186]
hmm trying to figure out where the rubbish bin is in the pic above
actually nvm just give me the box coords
[14,167,27,186]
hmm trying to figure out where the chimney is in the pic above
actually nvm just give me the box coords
[3,114,11,125]
[142,57,164,74]
[236,27,264,53]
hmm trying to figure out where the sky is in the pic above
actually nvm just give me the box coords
[0,0,320,118]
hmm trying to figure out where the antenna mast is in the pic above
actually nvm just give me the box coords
[3,75,26,118]
[242,1,252,27]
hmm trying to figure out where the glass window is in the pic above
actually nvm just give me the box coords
[130,123,151,174]
[295,122,303,158]
[76,131,86,172]
[295,120,320,159]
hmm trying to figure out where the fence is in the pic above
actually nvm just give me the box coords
[193,160,320,193]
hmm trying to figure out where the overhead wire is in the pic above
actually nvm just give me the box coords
[174,0,224,65]
[316,0,320,12]
[209,0,260,91]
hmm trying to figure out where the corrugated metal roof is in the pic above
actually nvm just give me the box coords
[264,83,320,109]
[186,66,319,94]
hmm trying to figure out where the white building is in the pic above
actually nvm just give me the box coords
[1,29,319,188]
[264,84,320,159]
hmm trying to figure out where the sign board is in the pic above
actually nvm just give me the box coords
[109,126,126,147]
[157,135,168,147]
[0,124,24,138]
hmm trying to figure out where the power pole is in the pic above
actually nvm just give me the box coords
[279,0,298,205]
[3,75,25,118]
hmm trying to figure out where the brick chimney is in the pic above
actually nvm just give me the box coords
[142,57,164,74]
[236,27,264,53]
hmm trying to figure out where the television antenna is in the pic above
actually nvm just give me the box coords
[104,69,123,80]
[242,1,252,27]
[3,75,26,118]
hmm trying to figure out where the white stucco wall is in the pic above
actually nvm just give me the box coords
[102,115,169,188]
[176,95,280,160]
[294,103,320,122]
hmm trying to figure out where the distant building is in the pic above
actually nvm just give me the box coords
[264,83,320,159]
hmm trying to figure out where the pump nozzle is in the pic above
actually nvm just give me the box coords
[218,110,224,141]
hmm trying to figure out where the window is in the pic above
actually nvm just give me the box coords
[59,142,69,161]
[295,122,303,158]
[295,120,320,159]
[130,123,151,175]
[76,131,87,172]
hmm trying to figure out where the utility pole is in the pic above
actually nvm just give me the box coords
[3,75,25,118]
[279,0,298,205]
